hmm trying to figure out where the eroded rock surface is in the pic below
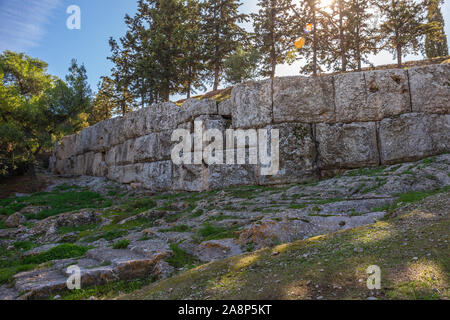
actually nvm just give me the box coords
[1,154,449,299]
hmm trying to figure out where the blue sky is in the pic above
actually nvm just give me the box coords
[0,0,449,98]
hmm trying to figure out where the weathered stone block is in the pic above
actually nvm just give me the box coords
[409,64,450,114]
[334,72,366,122]
[107,164,143,184]
[335,69,410,122]
[177,98,218,126]
[172,164,207,192]
[146,102,181,133]
[106,139,135,167]
[231,79,272,129]
[92,153,108,177]
[378,113,450,164]
[259,123,318,185]
[365,69,411,119]
[273,75,335,124]
[134,130,173,163]
[207,165,258,190]
[218,99,232,116]
[316,122,379,169]
[136,161,172,191]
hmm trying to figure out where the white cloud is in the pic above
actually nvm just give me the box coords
[0,0,62,53]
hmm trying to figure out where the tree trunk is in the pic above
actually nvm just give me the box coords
[396,44,402,68]
[338,0,347,72]
[312,4,318,76]
[213,65,220,91]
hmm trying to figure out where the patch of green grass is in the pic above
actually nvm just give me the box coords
[13,241,36,251]
[112,239,130,249]
[197,223,239,241]
[377,187,450,214]
[345,166,386,177]
[57,278,155,300]
[190,209,204,218]
[159,225,191,233]
[289,203,308,210]
[22,244,91,265]
[0,190,107,220]
[166,243,200,269]
[122,198,157,213]
[0,264,37,285]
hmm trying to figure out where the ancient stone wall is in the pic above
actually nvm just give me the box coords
[50,64,450,191]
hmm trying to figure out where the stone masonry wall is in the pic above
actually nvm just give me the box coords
[50,64,450,192]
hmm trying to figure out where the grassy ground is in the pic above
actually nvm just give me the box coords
[122,192,449,300]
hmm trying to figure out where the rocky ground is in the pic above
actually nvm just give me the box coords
[0,154,449,300]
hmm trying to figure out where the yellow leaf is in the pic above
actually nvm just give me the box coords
[294,37,306,49]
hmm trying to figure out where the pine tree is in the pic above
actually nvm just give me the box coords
[252,0,296,79]
[291,0,329,75]
[108,38,135,115]
[202,0,248,91]
[317,0,350,72]
[88,77,117,125]
[179,0,207,98]
[346,0,378,71]
[224,45,260,84]
[425,0,448,58]
[377,0,425,68]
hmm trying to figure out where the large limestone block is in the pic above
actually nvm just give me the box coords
[108,117,126,147]
[172,164,207,192]
[334,72,366,122]
[146,102,181,133]
[273,75,335,124]
[134,130,173,163]
[122,108,150,140]
[106,139,136,166]
[316,122,379,169]
[365,69,411,118]
[92,153,108,177]
[55,134,77,160]
[259,123,318,185]
[218,99,232,117]
[409,64,450,114]
[378,113,450,164]
[335,69,410,122]
[91,120,112,152]
[136,161,173,191]
[107,164,143,184]
[231,79,272,129]
[207,165,258,190]
[179,99,218,124]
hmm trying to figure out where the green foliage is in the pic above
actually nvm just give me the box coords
[0,189,106,220]
[202,0,249,90]
[59,278,154,300]
[112,239,130,249]
[0,51,92,177]
[424,0,448,58]
[251,0,295,78]
[166,243,199,269]
[377,0,426,67]
[197,222,238,241]
[22,244,91,265]
[224,46,260,84]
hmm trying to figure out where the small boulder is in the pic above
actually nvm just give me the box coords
[5,213,26,228]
